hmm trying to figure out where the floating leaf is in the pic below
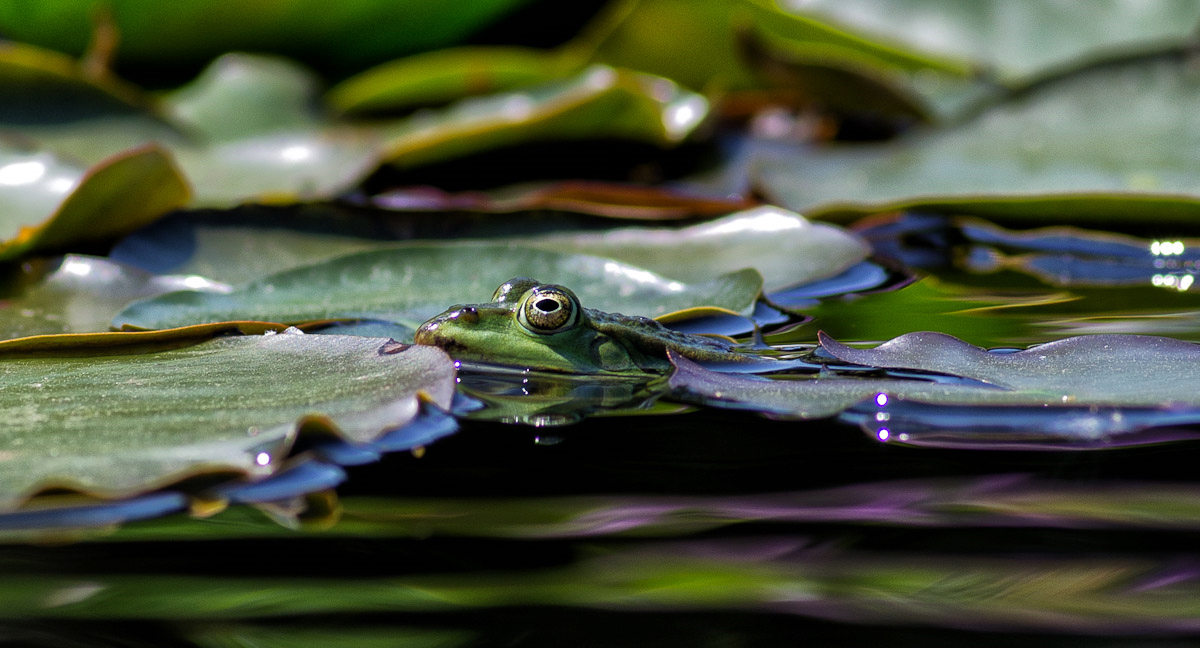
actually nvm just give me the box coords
[587,0,966,93]
[380,65,709,169]
[0,329,455,509]
[329,46,573,115]
[789,0,1200,81]
[535,205,870,291]
[0,144,190,260]
[818,330,1200,404]
[113,243,764,335]
[164,54,324,142]
[0,254,228,341]
[160,54,385,206]
[753,55,1200,223]
[585,0,984,120]
[4,52,383,206]
[668,331,1200,442]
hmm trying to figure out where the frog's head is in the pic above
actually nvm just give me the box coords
[414,277,643,374]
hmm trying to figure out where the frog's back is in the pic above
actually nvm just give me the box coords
[587,308,746,364]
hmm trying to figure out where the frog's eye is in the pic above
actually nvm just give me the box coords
[518,287,578,334]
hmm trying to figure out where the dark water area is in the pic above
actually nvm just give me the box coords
[6,213,1200,646]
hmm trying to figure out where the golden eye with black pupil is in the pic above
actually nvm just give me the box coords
[518,287,578,333]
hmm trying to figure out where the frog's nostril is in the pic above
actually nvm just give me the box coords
[455,306,480,323]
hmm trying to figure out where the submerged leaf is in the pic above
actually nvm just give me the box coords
[0,329,455,509]
[113,243,764,336]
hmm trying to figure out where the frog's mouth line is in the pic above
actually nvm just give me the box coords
[414,331,466,355]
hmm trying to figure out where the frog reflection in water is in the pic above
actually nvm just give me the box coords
[414,277,753,375]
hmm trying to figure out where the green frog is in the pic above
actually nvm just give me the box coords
[414,277,756,375]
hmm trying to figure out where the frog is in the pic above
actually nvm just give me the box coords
[413,277,757,375]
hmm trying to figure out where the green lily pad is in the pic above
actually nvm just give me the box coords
[121,203,846,293]
[585,0,984,120]
[818,331,1200,403]
[113,243,764,336]
[4,51,385,206]
[329,46,575,115]
[753,55,1200,223]
[9,53,713,208]
[587,0,966,93]
[790,0,1200,81]
[0,254,228,341]
[0,144,190,260]
[380,65,709,169]
[535,205,870,291]
[164,53,324,142]
[0,328,455,510]
[160,54,384,206]
[669,331,1200,421]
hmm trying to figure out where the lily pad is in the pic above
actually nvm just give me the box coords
[113,243,765,336]
[753,55,1200,223]
[669,331,1200,428]
[0,254,228,341]
[535,205,870,291]
[329,46,574,115]
[818,331,1200,404]
[0,144,190,260]
[788,0,1200,81]
[587,0,966,93]
[0,328,455,510]
[160,54,385,206]
[585,0,985,120]
[380,65,709,169]
[9,53,714,209]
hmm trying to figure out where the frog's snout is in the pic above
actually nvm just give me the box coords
[453,306,480,323]
[414,306,478,347]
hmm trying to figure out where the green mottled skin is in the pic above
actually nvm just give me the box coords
[414,277,750,375]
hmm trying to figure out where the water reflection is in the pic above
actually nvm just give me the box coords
[455,362,672,425]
